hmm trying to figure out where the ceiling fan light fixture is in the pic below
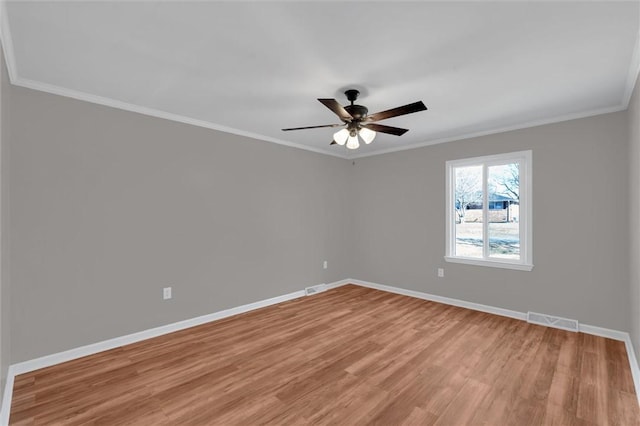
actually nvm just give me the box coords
[333,128,349,146]
[346,134,360,150]
[359,127,376,144]
[282,89,427,150]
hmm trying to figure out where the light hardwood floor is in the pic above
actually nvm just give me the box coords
[9,284,640,425]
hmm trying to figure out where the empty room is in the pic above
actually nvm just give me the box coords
[0,0,638,425]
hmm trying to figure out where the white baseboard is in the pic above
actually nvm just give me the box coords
[347,278,527,321]
[578,323,629,341]
[331,278,640,403]
[625,335,640,405]
[9,288,306,376]
[0,366,14,426]
[0,286,315,424]
[343,278,640,406]
[325,279,351,290]
[0,277,638,424]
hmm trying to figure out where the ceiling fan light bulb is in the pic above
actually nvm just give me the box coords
[346,134,360,150]
[359,127,376,144]
[333,128,349,146]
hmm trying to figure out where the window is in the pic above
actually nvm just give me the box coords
[445,150,532,271]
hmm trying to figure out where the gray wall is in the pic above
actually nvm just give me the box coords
[350,111,630,331]
[7,84,352,362]
[0,46,8,392]
[630,72,640,359]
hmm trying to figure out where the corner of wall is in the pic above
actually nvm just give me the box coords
[629,68,640,363]
[0,36,12,419]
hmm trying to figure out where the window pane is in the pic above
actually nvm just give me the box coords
[488,163,520,259]
[454,165,483,258]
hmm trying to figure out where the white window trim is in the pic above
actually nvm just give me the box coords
[445,150,533,271]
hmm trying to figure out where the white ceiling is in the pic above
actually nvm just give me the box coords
[2,1,639,159]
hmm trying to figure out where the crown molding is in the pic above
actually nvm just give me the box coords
[347,103,627,159]
[622,28,640,108]
[0,0,16,82]
[11,77,348,159]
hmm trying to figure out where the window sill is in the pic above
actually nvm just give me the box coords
[444,256,534,271]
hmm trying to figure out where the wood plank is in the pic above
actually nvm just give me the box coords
[9,284,639,425]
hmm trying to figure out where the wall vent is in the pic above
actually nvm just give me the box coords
[527,311,579,332]
[305,284,327,296]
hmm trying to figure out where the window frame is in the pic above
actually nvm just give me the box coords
[445,150,533,271]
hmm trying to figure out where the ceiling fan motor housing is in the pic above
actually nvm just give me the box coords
[344,104,368,120]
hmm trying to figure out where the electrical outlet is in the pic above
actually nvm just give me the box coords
[323,260,328,269]
[437,268,444,278]
[163,287,172,300]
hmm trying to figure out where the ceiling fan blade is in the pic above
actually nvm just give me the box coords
[366,101,427,122]
[364,123,409,136]
[318,99,353,122]
[282,123,344,131]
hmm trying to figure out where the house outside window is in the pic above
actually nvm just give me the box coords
[445,150,533,271]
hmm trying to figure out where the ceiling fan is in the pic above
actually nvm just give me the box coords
[282,89,427,150]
